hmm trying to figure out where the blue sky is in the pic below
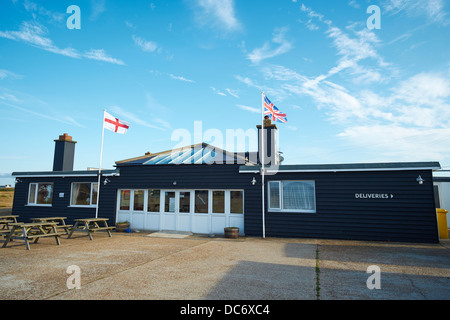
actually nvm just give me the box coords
[1,0,450,185]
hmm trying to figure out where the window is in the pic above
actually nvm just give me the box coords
[213,191,225,213]
[179,192,191,213]
[268,182,280,210]
[28,183,53,205]
[133,190,145,211]
[148,189,160,212]
[120,190,131,210]
[195,190,208,213]
[165,192,175,212]
[71,183,98,206]
[230,191,244,214]
[269,181,316,213]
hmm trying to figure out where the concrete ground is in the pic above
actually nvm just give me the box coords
[0,230,449,301]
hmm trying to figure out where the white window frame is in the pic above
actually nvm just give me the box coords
[268,181,281,210]
[69,182,98,208]
[28,182,53,206]
[268,180,316,213]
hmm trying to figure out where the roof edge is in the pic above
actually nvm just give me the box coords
[12,169,119,178]
[239,161,442,173]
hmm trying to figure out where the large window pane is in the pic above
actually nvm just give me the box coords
[282,181,315,211]
[230,191,243,214]
[71,183,91,206]
[71,183,98,206]
[179,192,191,213]
[37,183,53,205]
[195,191,208,213]
[148,189,160,212]
[134,190,145,211]
[120,190,131,210]
[213,191,225,213]
[269,181,280,209]
[165,192,175,212]
[28,183,36,204]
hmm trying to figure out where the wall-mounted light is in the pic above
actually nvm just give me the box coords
[103,178,111,185]
[416,175,425,185]
[15,178,22,183]
[173,181,177,186]
[251,177,257,186]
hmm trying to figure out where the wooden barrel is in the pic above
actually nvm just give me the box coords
[115,224,129,232]
[224,227,239,239]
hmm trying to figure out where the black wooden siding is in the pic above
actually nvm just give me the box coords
[12,165,439,243]
[12,176,100,224]
[244,169,439,243]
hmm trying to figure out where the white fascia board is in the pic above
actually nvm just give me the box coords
[239,167,441,174]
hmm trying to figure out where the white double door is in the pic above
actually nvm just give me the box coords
[116,189,244,235]
[161,190,194,232]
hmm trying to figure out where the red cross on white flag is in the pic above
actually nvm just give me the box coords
[104,111,130,134]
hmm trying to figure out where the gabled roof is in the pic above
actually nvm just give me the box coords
[116,143,257,166]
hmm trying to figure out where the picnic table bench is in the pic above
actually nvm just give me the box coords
[67,218,114,240]
[30,217,73,235]
[2,222,64,250]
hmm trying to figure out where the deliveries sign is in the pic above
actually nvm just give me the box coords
[355,193,394,199]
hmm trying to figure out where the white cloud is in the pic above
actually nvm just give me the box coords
[0,69,23,80]
[337,125,450,162]
[210,87,226,96]
[22,0,65,22]
[348,0,360,9]
[225,88,239,98]
[168,74,195,83]
[194,0,241,32]
[237,105,259,113]
[382,0,449,25]
[299,4,392,85]
[90,0,106,21]
[0,21,80,58]
[0,93,22,103]
[83,49,125,65]
[149,70,195,83]
[0,98,84,127]
[132,35,159,53]
[0,21,125,65]
[247,27,293,64]
[109,106,166,131]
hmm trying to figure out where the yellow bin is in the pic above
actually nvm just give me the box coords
[436,208,449,239]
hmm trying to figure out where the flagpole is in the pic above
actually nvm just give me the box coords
[261,92,266,239]
[95,109,106,218]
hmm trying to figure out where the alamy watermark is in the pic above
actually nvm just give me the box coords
[170,121,280,175]
[367,5,381,30]
[66,265,81,290]
[366,265,381,290]
[66,5,81,30]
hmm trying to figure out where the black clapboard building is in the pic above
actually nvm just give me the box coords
[12,125,441,243]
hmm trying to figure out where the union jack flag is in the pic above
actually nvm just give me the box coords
[264,95,287,123]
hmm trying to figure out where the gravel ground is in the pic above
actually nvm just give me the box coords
[0,231,449,301]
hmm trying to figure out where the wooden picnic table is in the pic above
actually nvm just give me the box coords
[2,222,64,250]
[0,215,19,230]
[67,218,114,240]
[30,217,73,235]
